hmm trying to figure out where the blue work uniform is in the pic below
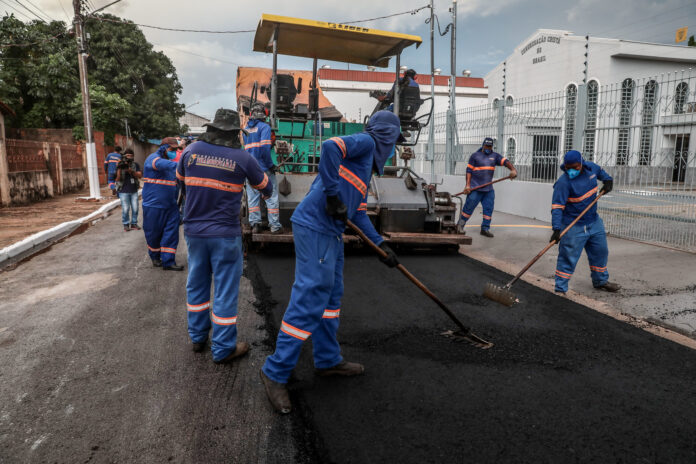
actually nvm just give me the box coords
[104,152,121,190]
[142,146,179,267]
[243,119,281,231]
[552,160,612,292]
[262,113,399,384]
[177,141,273,361]
[459,149,508,231]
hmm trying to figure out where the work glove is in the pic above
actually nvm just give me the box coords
[600,179,613,195]
[549,229,561,243]
[510,170,518,179]
[325,195,347,222]
[378,242,399,268]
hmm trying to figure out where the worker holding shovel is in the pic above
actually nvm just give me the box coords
[551,150,620,294]
[457,137,517,237]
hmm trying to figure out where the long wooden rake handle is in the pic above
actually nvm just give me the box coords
[345,220,471,334]
[503,191,605,289]
[452,175,513,197]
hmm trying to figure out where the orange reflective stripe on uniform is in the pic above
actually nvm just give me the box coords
[472,166,495,171]
[252,173,269,190]
[322,308,340,319]
[329,137,347,158]
[176,171,185,181]
[500,157,508,166]
[183,176,244,192]
[555,270,572,279]
[245,141,270,149]
[552,204,565,209]
[109,159,120,163]
[249,206,260,212]
[339,165,367,196]
[161,247,176,254]
[143,177,177,186]
[467,164,474,170]
[482,215,492,220]
[151,158,158,170]
[589,265,607,272]
[280,321,311,340]
[187,301,210,312]
[268,208,279,213]
[147,245,161,252]
[211,312,237,325]
[568,186,598,203]
[461,211,471,218]
[358,202,367,211]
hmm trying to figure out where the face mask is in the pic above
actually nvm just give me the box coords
[484,148,492,154]
[567,168,580,179]
[167,150,177,159]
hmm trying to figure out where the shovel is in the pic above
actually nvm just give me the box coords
[483,192,605,306]
[452,175,513,197]
[346,220,493,349]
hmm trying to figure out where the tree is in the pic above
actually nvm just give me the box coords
[688,35,695,47]
[0,13,184,141]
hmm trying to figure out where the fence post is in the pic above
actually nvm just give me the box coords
[573,83,588,152]
[497,100,505,154]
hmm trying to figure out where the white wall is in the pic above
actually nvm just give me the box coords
[417,173,554,222]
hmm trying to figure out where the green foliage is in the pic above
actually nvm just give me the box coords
[688,35,695,47]
[0,13,184,140]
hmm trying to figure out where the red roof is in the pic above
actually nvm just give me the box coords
[317,69,484,88]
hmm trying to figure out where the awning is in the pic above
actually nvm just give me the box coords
[253,14,422,68]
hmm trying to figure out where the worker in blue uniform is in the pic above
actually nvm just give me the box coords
[142,137,182,270]
[551,150,620,294]
[457,137,517,237]
[243,103,282,234]
[178,109,273,363]
[260,110,405,414]
[104,146,122,195]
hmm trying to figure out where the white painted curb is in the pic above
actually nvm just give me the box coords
[0,197,122,265]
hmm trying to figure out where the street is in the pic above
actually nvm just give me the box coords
[1,211,696,463]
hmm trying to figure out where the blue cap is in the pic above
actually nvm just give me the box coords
[483,137,494,146]
[564,150,583,165]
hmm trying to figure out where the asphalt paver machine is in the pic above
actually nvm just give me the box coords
[240,14,470,248]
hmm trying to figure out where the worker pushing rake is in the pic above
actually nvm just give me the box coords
[484,150,621,307]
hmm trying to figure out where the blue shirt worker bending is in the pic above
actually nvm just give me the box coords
[260,111,404,415]
[551,150,620,294]
[457,137,517,237]
[142,137,182,270]
[177,109,273,364]
[243,103,283,234]
[104,146,122,195]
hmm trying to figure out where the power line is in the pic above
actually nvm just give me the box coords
[24,0,56,21]
[56,0,71,22]
[13,0,49,22]
[343,4,430,25]
[0,0,32,20]
[90,16,255,34]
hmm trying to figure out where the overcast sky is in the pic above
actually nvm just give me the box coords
[4,0,696,119]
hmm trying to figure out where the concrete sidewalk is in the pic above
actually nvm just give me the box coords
[458,209,696,344]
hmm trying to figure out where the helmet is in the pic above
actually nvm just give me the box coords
[405,69,417,79]
[250,103,266,120]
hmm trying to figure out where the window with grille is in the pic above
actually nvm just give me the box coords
[674,82,688,114]
[583,80,598,161]
[639,80,657,166]
[564,84,577,153]
[617,79,634,165]
[506,95,514,107]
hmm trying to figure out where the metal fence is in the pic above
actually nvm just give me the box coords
[415,68,696,252]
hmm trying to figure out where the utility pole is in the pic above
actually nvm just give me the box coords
[426,0,435,180]
[445,0,457,175]
[73,0,100,199]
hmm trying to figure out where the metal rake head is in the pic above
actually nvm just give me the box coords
[483,283,517,307]
[441,330,494,349]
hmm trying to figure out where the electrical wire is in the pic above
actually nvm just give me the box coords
[89,16,255,34]
[0,0,32,20]
[56,0,71,22]
[24,0,56,22]
[0,29,65,47]
[343,5,430,25]
[13,0,49,22]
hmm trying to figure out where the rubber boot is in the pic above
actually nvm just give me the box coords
[213,341,250,364]
[596,281,621,292]
[260,370,292,414]
[315,360,365,377]
[480,229,494,238]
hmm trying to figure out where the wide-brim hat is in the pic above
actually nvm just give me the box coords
[204,108,248,135]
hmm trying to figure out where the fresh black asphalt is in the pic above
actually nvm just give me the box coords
[249,246,696,463]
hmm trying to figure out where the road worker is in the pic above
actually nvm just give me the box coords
[243,102,283,234]
[457,137,517,237]
[260,110,404,414]
[551,150,620,294]
[177,109,273,364]
[104,146,122,195]
[142,137,182,270]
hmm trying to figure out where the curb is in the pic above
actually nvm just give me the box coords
[0,197,122,268]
